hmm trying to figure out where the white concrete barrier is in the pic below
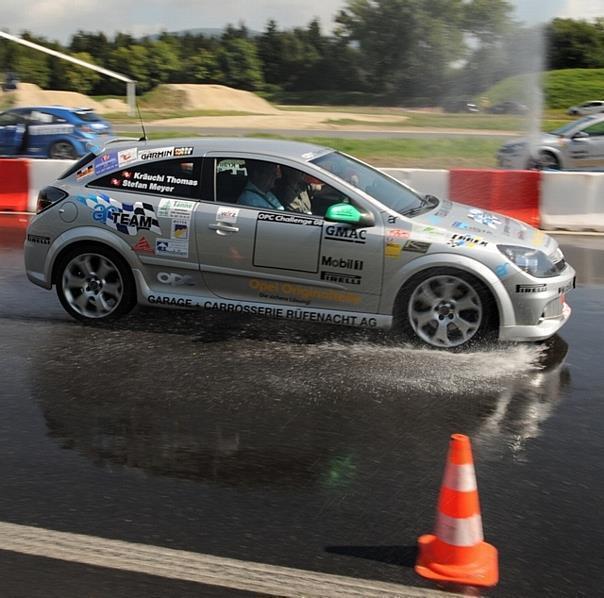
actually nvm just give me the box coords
[28,159,74,212]
[381,168,450,199]
[540,171,604,232]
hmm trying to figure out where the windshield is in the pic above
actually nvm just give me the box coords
[311,151,428,215]
[550,115,595,137]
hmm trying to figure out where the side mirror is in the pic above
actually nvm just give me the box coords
[572,130,589,140]
[325,203,375,228]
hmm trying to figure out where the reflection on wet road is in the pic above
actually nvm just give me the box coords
[1,214,603,597]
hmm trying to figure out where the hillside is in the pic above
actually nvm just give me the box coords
[482,68,604,109]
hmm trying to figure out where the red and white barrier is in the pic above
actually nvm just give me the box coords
[1,158,604,232]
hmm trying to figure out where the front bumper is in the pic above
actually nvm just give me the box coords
[498,265,575,342]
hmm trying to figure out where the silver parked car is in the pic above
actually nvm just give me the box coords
[25,138,575,349]
[567,100,604,116]
[497,114,604,170]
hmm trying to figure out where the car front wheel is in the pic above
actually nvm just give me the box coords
[56,245,136,322]
[397,269,496,349]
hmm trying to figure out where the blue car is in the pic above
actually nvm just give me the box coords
[0,106,112,159]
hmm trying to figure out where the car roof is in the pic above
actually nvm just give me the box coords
[10,106,97,114]
[105,137,333,162]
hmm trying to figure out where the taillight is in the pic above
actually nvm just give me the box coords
[37,186,68,214]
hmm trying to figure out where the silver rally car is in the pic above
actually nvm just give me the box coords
[24,137,575,349]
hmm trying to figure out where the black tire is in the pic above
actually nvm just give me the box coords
[394,268,497,350]
[49,141,77,160]
[55,244,136,322]
[536,151,560,170]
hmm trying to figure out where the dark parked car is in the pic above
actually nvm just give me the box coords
[488,101,529,115]
[442,99,480,113]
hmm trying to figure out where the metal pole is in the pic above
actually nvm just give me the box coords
[127,81,136,117]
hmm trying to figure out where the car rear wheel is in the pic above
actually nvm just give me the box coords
[56,245,136,322]
[397,269,496,349]
[49,141,77,160]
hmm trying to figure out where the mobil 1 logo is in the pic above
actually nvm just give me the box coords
[321,256,363,270]
[325,225,367,244]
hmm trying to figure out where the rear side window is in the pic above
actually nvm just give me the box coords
[74,110,102,122]
[89,158,202,199]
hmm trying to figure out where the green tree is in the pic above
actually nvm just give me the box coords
[215,37,264,90]
[546,18,604,69]
[182,50,219,83]
[146,40,180,87]
[50,51,100,94]
[107,45,150,92]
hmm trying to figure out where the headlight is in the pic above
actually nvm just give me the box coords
[498,245,565,278]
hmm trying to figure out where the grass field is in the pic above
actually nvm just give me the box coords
[115,130,501,168]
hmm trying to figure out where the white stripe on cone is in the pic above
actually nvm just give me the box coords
[434,513,484,547]
[442,463,477,492]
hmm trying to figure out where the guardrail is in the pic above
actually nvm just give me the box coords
[1,159,603,232]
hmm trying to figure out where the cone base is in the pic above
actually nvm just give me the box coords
[415,534,499,588]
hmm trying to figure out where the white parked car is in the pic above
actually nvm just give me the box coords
[567,100,604,116]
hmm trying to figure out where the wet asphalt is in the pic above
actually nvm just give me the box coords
[1,213,603,597]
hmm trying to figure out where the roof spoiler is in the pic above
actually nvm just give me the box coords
[86,136,140,156]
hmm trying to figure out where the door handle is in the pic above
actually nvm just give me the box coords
[209,222,239,233]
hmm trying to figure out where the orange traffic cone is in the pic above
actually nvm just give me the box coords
[415,433,498,587]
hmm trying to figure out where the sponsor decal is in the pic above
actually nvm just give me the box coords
[402,240,430,253]
[202,301,378,327]
[387,214,398,224]
[76,194,162,236]
[148,294,193,306]
[495,263,510,278]
[531,230,546,246]
[139,146,175,161]
[468,208,501,229]
[157,272,195,286]
[117,148,138,167]
[558,282,573,294]
[258,212,322,226]
[412,224,449,242]
[447,234,488,248]
[320,271,362,285]
[158,198,195,220]
[155,238,189,258]
[325,225,367,244]
[249,279,360,305]
[386,228,410,241]
[385,242,402,257]
[76,164,94,180]
[217,206,239,224]
[29,124,74,135]
[434,199,452,218]
[133,237,153,254]
[174,146,194,157]
[94,151,119,176]
[171,221,189,239]
[516,284,548,293]
[320,256,363,270]
[27,234,50,245]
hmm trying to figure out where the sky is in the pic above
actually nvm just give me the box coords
[2,0,604,43]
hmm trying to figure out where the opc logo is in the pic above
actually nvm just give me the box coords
[157,272,194,286]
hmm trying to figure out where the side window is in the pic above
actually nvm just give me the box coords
[0,112,20,126]
[214,157,351,217]
[583,122,604,137]
[90,157,202,199]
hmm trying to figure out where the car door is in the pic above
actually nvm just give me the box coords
[0,111,25,155]
[566,120,604,170]
[193,154,384,314]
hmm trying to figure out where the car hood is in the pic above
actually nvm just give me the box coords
[502,133,562,149]
[409,199,556,252]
